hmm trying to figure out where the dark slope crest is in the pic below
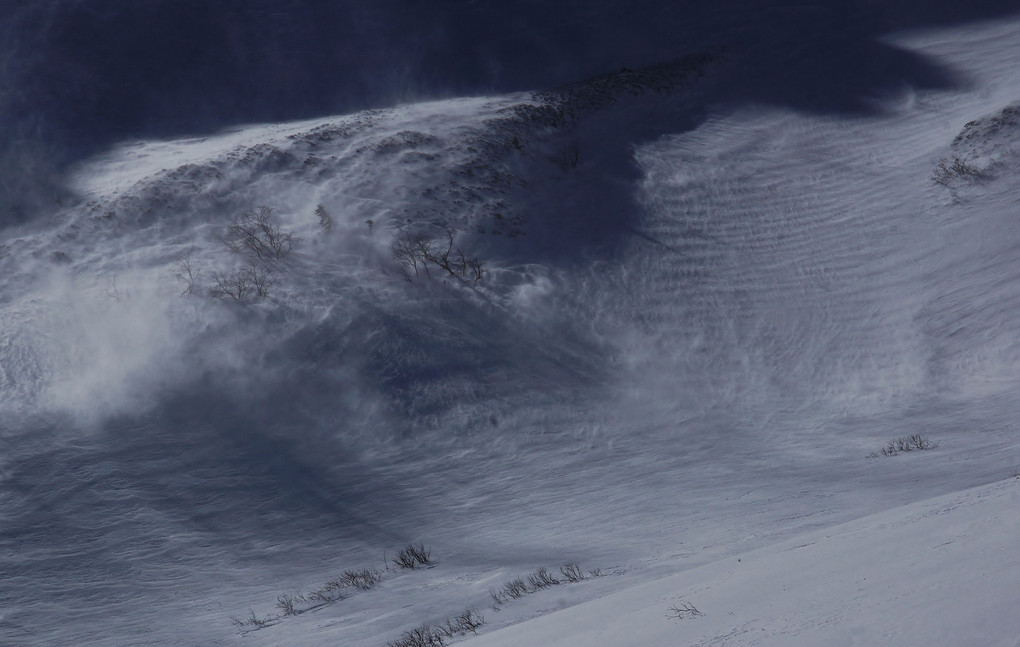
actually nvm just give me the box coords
[2,0,1019,226]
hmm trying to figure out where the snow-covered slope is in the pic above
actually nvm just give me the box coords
[469,477,1020,647]
[2,8,1020,647]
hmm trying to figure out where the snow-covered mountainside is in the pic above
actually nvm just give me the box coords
[2,5,1020,647]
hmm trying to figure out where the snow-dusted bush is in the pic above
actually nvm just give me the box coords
[276,593,304,616]
[392,542,434,569]
[230,609,277,631]
[872,434,940,457]
[388,609,484,647]
[498,576,529,600]
[931,157,984,185]
[559,562,586,582]
[338,567,383,591]
[527,567,560,590]
[490,563,601,608]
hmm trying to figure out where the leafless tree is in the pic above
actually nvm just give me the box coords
[391,227,485,282]
[208,262,273,300]
[226,205,296,260]
[173,255,197,295]
[391,234,430,280]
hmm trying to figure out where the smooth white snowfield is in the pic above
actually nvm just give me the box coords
[470,478,1020,647]
[2,9,1020,647]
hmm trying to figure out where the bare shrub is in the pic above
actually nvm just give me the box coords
[874,434,940,457]
[307,581,346,603]
[491,563,598,609]
[276,593,305,617]
[527,567,560,590]
[392,542,433,569]
[931,157,984,185]
[299,568,382,607]
[230,609,277,632]
[559,562,586,583]
[489,576,526,606]
[506,577,530,599]
[502,577,529,599]
[489,590,505,609]
[451,608,485,636]
[339,568,382,591]
[435,608,485,640]
[389,624,446,647]
[390,609,485,647]
[226,205,296,260]
[667,601,705,620]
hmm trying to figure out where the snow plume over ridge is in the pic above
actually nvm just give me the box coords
[0,54,716,436]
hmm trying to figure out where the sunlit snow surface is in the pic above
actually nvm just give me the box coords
[2,15,1020,647]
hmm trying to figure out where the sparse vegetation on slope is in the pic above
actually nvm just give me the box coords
[930,156,985,185]
[391,542,435,569]
[489,563,603,609]
[230,544,429,634]
[388,608,485,647]
[171,205,296,302]
[391,227,485,282]
[870,434,940,457]
[666,601,705,620]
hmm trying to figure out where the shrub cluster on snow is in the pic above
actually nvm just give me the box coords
[388,608,485,647]
[489,562,602,609]
[870,434,940,457]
